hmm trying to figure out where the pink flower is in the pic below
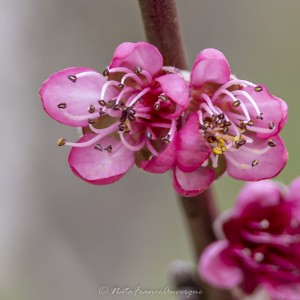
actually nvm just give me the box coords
[190,48,288,181]
[40,42,189,184]
[199,178,300,299]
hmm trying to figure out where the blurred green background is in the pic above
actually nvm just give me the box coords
[0,0,298,299]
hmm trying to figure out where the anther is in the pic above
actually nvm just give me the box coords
[106,100,116,109]
[154,103,161,110]
[218,113,225,120]
[68,75,77,83]
[207,135,217,143]
[213,147,223,155]
[88,118,95,124]
[224,121,232,127]
[158,94,168,102]
[94,144,102,151]
[98,100,106,106]
[135,66,142,74]
[104,145,112,153]
[118,83,124,89]
[256,113,264,120]
[216,119,223,126]
[88,105,95,113]
[254,86,263,92]
[128,114,136,122]
[222,127,229,134]
[260,219,270,229]
[161,133,170,143]
[269,122,275,130]
[148,154,155,160]
[57,103,67,109]
[118,123,127,132]
[146,131,152,140]
[233,100,241,107]
[102,68,109,77]
[268,139,276,147]
[57,138,66,146]
[247,120,254,126]
[252,160,259,167]
[211,114,217,122]
[127,107,136,115]
[254,252,264,262]
[237,139,247,148]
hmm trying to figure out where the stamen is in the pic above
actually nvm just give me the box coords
[100,80,120,100]
[88,105,96,113]
[102,68,109,77]
[76,71,103,80]
[118,123,128,132]
[254,86,263,92]
[88,118,96,125]
[161,133,170,144]
[154,102,161,110]
[119,132,146,151]
[211,153,219,168]
[268,139,276,147]
[146,140,159,156]
[65,134,103,148]
[58,103,67,109]
[256,113,264,120]
[135,66,142,74]
[98,100,106,106]
[68,75,77,82]
[252,160,259,167]
[104,145,112,153]
[88,123,118,135]
[269,122,275,130]
[62,110,100,121]
[201,94,220,115]
[115,87,135,104]
[94,144,102,151]
[57,138,66,146]
[140,69,153,83]
[232,90,261,117]
[158,94,168,102]
[146,131,152,140]
[150,122,171,129]
[107,67,133,74]
[128,87,151,107]
[233,100,241,107]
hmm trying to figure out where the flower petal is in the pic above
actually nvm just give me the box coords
[110,42,163,76]
[241,85,288,139]
[141,136,176,173]
[191,48,230,88]
[236,181,283,212]
[199,240,243,289]
[155,73,189,108]
[40,67,109,127]
[176,112,211,172]
[173,166,214,197]
[68,134,134,184]
[288,177,300,203]
[225,135,287,181]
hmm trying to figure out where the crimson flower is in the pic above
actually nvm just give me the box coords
[199,179,300,299]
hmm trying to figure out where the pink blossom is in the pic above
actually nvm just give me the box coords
[190,48,288,181]
[40,42,189,184]
[199,178,300,299]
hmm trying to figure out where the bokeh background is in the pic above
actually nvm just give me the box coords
[1,0,299,299]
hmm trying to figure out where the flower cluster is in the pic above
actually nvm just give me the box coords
[40,42,288,196]
[199,178,300,300]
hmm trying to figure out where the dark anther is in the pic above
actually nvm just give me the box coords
[161,133,170,143]
[106,100,116,108]
[68,75,77,83]
[88,105,95,113]
[121,110,128,117]
[118,83,124,89]
[254,86,263,92]
[102,68,109,77]
[252,160,259,167]
[218,113,225,120]
[94,144,102,151]
[99,108,103,116]
[269,121,275,130]
[207,135,217,143]
[127,107,136,115]
[57,103,67,109]
[268,139,276,147]
[158,94,168,102]
[119,116,127,123]
[135,66,142,74]
[57,138,66,146]
[237,139,247,148]
[233,100,241,107]
[105,145,112,153]
[154,103,160,110]
[211,114,217,122]
[148,154,155,161]
[256,113,264,120]
[118,123,127,132]
[88,118,95,125]
[216,119,223,126]
[146,131,152,140]
[223,127,229,134]
[128,114,136,122]
[224,121,232,127]
[247,120,254,126]
[98,100,106,106]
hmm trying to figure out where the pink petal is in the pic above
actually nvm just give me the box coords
[225,135,287,181]
[40,67,109,127]
[155,74,189,108]
[173,166,214,197]
[68,134,134,184]
[199,240,243,289]
[110,42,163,76]
[236,181,283,212]
[288,177,300,202]
[241,85,288,139]
[141,136,176,173]
[176,112,211,172]
[191,48,230,88]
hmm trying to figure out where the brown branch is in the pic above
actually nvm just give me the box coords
[138,1,233,299]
